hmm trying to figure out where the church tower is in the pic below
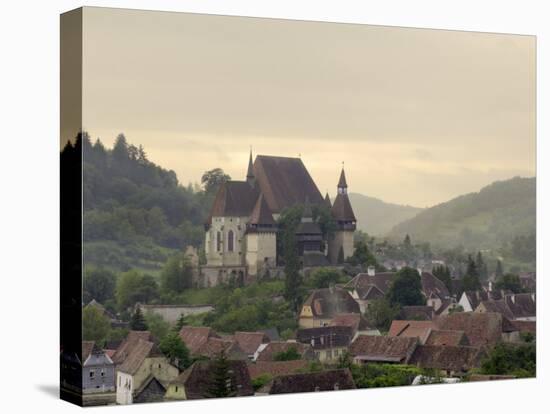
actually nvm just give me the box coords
[246,149,256,187]
[328,167,357,264]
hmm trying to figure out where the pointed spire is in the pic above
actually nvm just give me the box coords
[338,167,348,189]
[246,148,255,187]
[324,192,332,208]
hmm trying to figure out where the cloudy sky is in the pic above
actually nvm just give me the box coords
[79,7,535,208]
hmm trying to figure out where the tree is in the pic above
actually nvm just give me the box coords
[273,346,301,361]
[112,133,129,163]
[160,253,193,294]
[130,305,148,331]
[201,168,231,194]
[206,350,237,398]
[476,251,488,281]
[348,241,379,268]
[495,260,504,278]
[432,265,452,295]
[145,312,170,339]
[84,268,116,303]
[481,343,535,377]
[495,273,524,293]
[159,331,191,370]
[309,268,343,289]
[83,306,111,344]
[174,313,188,332]
[278,206,303,312]
[403,234,412,248]
[462,255,482,291]
[365,298,400,331]
[116,270,159,310]
[386,267,425,307]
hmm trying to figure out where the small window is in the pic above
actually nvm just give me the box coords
[175,386,178,392]
[228,230,234,252]
[89,370,95,379]
[158,364,161,369]
[217,231,222,252]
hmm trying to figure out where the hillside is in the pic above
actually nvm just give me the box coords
[388,176,536,252]
[348,193,423,236]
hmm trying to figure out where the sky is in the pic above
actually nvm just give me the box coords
[78,7,535,208]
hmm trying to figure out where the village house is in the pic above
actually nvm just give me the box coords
[201,153,357,285]
[115,338,179,405]
[398,305,435,321]
[435,312,504,349]
[424,330,470,347]
[233,331,271,360]
[178,326,219,355]
[409,344,486,377]
[195,337,248,361]
[348,335,418,365]
[345,268,451,314]
[255,341,316,362]
[298,286,360,328]
[388,320,435,344]
[247,360,309,382]
[329,313,380,338]
[518,272,536,292]
[297,326,354,363]
[257,369,356,395]
[458,289,510,312]
[165,360,254,400]
[504,293,536,321]
[80,341,116,406]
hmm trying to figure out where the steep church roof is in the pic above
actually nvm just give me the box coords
[331,193,356,221]
[324,193,332,208]
[208,181,260,221]
[249,194,276,226]
[253,155,324,213]
[338,168,348,188]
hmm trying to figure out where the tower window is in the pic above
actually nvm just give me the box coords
[228,230,234,252]
[216,231,222,252]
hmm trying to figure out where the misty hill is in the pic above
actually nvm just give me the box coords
[388,176,536,251]
[348,193,423,236]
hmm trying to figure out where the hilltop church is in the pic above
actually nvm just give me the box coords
[200,152,356,287]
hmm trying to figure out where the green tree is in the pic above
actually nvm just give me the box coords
[495,260,504,278]
[432,265,452,295]
[206,350,236,398]
[159,331,191,370]
[160,253,193,294]
[82,306,111,344]
[481,343,536,377]
[115,270,159,310]
[462,255,482,291]
[309,268,343,289]
[348,241,379,268]
[130,305,148,331]
[476,251,489,281]
[112,133,129,163]
[144,312,170,339]
[494,273,524,293]
[386,267,425,307]
[84,268,116,303]
[273,346,301,361]
[278,206,303,312]
[365,298,400,331]
[201,168,231,194]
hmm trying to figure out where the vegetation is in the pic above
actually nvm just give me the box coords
[432,265,453,295]
[494,273,525,293]
[130,306,148,331]
[350,363,423,388]
[206,350,237,398]
[307,268,348,289]
[389,177,535,269]
[144,311,170,339]
[160,253,194,294]
[159,331,191,370]
[347,240,381,270]
[83,268,116,304]
[386,267,425,307]
[115,270,159,310]
[273,346,301,361]
[82,306,111,344]
[365,298,400,332]
[252,374,273,391]
[348,193,422,236]
[462,255,482,292]
[481,343,536,378]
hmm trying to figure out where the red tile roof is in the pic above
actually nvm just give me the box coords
[247,360,309,379]
[233,332,270,355]
[435,312,503,348]
[388,320,435,343]
[178,326,219,355]
[349,335,418,363]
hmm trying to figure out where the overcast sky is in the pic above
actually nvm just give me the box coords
[79,7,535,208]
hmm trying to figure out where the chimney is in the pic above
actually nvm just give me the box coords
[367,266,375,276]
[488,281,493,292]
[510,294,515,304]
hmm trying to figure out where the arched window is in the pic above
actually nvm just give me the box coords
[228,230,234,252]
[216,231,222,252]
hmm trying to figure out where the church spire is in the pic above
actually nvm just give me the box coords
[337,165,348,194]
[246,148,255,187]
